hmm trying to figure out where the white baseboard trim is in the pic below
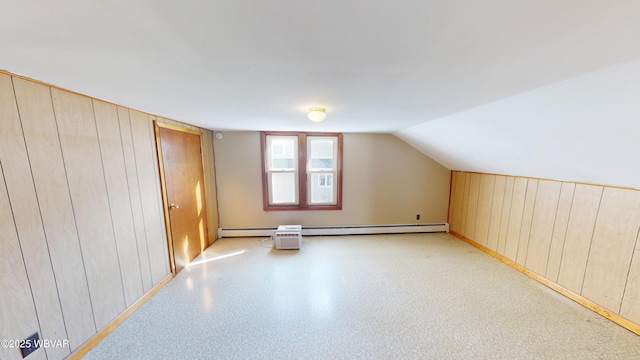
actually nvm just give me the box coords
[217,223,449,238]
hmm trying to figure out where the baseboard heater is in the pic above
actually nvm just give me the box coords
[217,223,449,238]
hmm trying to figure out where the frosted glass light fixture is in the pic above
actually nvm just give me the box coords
[308,107,326,122]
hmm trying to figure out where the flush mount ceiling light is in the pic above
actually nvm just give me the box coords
[308,107,326,122]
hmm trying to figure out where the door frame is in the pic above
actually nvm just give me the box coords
[154,121,211,276]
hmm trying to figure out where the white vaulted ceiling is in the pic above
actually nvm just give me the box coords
[2,1,640,187]
[395,59,640,189]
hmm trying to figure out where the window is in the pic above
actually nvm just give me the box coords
[318,174,332,188]
[261,132,342,210]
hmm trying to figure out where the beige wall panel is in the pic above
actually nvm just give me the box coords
[546,182,575,282]
[118,107,153,292]
[504,178,528,261]
[94,100,145,307]
[557,184,603,294]
[214,132,450,227]
[487,176,506,252]
[450,172,465,233]
[474,174,495,247]
[0,75,68,359]
[129,111,169,285]
[497,177,515,256]
[51,88,126,330]
[582,188,640,312]
[459,173,471,235]
[525,180,561,276]
[457,172,468,230]
[447,172,456,227]
[13,78,95,349]
[621,230,640,323]
[448,171,464,232]
[464,174,481,239]
[0,165,46,360]
[516,180,538,265]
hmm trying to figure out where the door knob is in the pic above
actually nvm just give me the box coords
[169,203,180,209]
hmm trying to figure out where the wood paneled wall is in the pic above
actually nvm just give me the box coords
[0,72,218,360]
[449,171,640,333]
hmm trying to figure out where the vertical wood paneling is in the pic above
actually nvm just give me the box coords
[93,100,144,307]
[525,180,561,276]
[0,74,68,359]
[130,111,169,285]
[546,182,575,282]
[118,106,153,292]
[2,73,220,359]
[447,170,640,333]
[448,172,457,225]
[464,173,481,239]
[201,129,219,241]
[51,88,126,330]
[557,184,603,294]
[487,176,506,251]
[497,177,515,256]
[450,172,465,233]
[448,171,458,227]
[13,78,95,348]
[504,178,528,261]
[621,230,640,323]
[0,163,46,360]
[516,179,538,265]
[474,174,495,247]
[459,173,471,235]
[582,188,640,312]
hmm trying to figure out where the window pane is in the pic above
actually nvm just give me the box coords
[272,158,295,169]
[269,137,296,170]
[310,158,333,169]
[270,172,297,204]
[309,139,334,157]
[309,173,335,204]
[308,138,335,170]
[272,142,285,156]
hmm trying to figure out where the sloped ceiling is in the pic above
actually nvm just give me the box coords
[395,59,640,189]
[1,1,639,187]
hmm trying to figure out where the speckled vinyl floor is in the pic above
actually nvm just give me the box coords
[84,233,640,359]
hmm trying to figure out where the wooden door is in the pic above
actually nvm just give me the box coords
[155,122,210,274]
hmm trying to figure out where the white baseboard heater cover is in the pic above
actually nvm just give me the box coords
[218,223,449,238]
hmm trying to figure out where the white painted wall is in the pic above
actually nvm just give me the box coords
[395,58,640,189]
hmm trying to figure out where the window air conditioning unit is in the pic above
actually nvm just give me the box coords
[273,225,302,250]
